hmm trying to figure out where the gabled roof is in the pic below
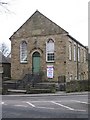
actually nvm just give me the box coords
[67,35,87,49]
[10,10,68,40]
[9,10,87,50]
[0,52,11,64]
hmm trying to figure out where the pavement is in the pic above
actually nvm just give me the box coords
[3,91,89,97]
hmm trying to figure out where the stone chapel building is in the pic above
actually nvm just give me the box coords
[10,10,88,82]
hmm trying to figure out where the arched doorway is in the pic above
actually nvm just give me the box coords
[32,52,40,74]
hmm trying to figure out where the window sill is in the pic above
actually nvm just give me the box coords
[20,61,28,64]
[46,61,55,63]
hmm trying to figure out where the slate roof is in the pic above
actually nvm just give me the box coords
[67,35,88,49]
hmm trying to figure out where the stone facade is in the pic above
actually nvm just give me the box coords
[88,54,90,80]
[65,36,88,82]
[10,11,88,82]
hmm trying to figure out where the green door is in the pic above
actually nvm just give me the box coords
[32,52,40,73]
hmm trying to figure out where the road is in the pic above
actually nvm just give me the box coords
[1,94,89,119]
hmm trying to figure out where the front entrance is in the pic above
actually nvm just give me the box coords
[32,52,40,74]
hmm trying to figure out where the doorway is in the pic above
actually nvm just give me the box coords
[32,52,40,74]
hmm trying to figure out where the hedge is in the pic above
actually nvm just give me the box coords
[66,80,89,93]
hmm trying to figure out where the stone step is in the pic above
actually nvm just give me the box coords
[26,88,55,94]
[8,89,26,94]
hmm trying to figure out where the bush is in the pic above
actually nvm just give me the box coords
[0,87,2,95]
[2,85,8,95]
[49,84,56,93]
[66,80,89,93]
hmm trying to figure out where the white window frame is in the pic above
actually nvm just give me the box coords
[20,41,27,63]
[69,42,72,60]
[46,52,55,62]
[81,49,84,63]
[46,39,55,62]
[84,50,86,63]
[74,45,76,61]
[78,47,80,62]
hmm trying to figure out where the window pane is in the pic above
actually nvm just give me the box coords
[46,39,54,52]
[74,45,76,61]
[84,50,86,63]
[46,39,55,62]
[47,53,54,61]
[69,42,72,60]
[78,47,80,62]
[20,41,27,62]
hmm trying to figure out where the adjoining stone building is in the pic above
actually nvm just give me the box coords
[0,52,11,79]
[10,10,88,82]
[88,54,90,80]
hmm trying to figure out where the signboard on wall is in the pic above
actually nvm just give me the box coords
[47,65,54,78]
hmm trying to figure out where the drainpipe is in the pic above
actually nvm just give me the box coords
[77,44,79,80]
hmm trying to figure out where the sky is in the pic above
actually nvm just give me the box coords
[0,0,89,53]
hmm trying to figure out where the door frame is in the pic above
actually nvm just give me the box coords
[32,51,40,74]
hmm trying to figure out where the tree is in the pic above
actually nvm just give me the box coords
[0,43,9,56]
[0,1,8,5]
[0,0,9,12]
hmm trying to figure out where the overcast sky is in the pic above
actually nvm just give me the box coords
[0,0,89,52]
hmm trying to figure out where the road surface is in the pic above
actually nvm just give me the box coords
[1,94,89,119]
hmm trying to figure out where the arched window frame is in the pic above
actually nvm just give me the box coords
[46,39,55,62]
[20,41,27,63]
[69,41,72,61]
[74,44,76,62]
[78,47,80,62]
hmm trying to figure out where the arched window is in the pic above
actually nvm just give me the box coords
[20,41,27,63]
[46,39,55,62]
[69,42,72,61]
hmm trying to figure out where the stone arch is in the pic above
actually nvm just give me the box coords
[32,51,41,73]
